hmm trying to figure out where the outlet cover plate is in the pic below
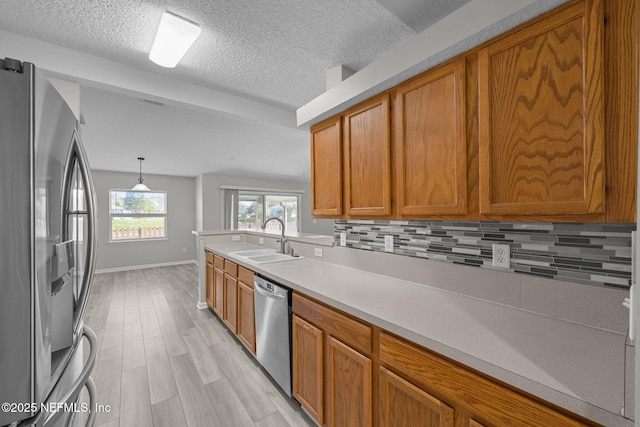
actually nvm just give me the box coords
[314,248,323,258]
[492,244,510,268]
[339,233,346,247]
[384,235,394,253]
[232,235,241,241]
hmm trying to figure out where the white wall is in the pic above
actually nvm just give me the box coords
[195,174,203,230]
[197,173,333,235]
[92,170,197,271]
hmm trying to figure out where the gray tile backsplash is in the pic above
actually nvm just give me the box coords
[335,220,635,289]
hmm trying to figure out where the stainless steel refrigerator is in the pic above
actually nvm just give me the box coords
[0,57,98,427]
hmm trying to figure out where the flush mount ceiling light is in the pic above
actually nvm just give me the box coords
[149,11,201,68]
[131,157,151,191]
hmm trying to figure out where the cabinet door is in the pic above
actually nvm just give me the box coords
[311,116,343,216]
[223,274,238,333]
[292,315,324,424]
[206,262,214,308]
[326,336,372,427]
[212,266,224,317]
[344,94,392,216]
[378,367,453,427]
[478,0,604,215]
[395,58,467,216]
[237,280,256,353]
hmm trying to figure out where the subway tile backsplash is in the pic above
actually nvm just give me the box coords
[335,220,635,289]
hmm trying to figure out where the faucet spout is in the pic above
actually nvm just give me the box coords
[261,217,287,254]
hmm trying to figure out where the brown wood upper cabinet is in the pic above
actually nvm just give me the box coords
[344,94,392,216]
[311,116,343,217]
[395,58,467,216]
[478,0,605,216]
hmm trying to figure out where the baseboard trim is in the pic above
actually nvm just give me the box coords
[95,259,197,274]
[196,302,209,310]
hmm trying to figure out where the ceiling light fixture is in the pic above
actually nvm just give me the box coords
[131,157,151,191]
[149,11,201,68]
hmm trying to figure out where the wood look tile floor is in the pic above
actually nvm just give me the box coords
[83,264,316,427]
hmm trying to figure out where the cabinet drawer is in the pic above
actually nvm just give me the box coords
[224,259,238,276]
[206,251,214,264]
[238,266,254,287]
[378,332,594,427]
[292,293,371,355]
[214,255,224,269]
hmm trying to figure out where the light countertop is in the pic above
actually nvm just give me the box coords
[204,241,632,427]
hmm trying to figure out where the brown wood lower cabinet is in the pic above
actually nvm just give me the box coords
[237,272,256,353]
[326,336,371,427]
[212,265,224,317]
[378,367,453,427]
[205,252,214,308]
[293,314,324,424]
[208,254,256,354]
[292,293,373,427]
[223,274,237,333]
[291,291,601,427]
[378,332,598,427]
[222,260,238,332]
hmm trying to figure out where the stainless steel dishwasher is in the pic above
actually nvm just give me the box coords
[253,275,292,397]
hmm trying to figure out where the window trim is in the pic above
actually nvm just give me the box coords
[236,190,301,232]
[108,189,168,243]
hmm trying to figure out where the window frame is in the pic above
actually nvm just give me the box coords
[108,189,168,243]
[236,190,301,232]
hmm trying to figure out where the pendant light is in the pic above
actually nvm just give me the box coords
[131,157,151,191]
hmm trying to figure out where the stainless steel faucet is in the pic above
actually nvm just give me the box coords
[261,217,287,254]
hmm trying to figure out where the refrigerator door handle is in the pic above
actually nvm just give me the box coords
[83,376,97,427]
[18,325,98,427]
[42,325,97,427]
[62,130,97,330]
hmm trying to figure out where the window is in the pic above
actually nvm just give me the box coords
[109,190,167,241]
[235,191,300,232]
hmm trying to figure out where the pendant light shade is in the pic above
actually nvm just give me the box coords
[132,157,151,191]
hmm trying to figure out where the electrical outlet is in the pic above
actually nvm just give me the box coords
[492,244,510,268]
[258,237,264,245]
[339,232,346,247]
[314,248,323,258]
[232,235,241,241]
[182,247,186,253]
[384,235,394,253]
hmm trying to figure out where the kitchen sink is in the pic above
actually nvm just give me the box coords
[228,249,304,264]
[228,249,276,257]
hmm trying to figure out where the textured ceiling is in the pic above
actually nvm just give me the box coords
[80,86,311,180]
[0,0,471,178]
